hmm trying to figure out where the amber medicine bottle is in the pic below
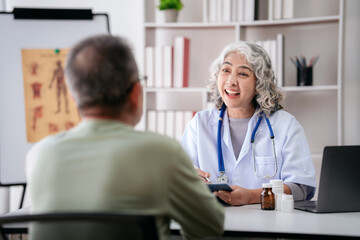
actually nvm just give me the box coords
[261,183,275,210]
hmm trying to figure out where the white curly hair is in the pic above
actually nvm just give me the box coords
[208,41,284,116]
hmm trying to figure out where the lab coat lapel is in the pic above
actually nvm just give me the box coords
[222,109,235,155]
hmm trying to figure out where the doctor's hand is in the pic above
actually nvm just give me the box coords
[215,185,260,206]
[194,167,211,183]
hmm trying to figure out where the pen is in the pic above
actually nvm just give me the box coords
[295,57,301,68]
[195,166,212,182]
[290,57,297,67]
[311,56,319,67]
[302,55,307,67]
[205,177,211,183]
[308,56,315,67]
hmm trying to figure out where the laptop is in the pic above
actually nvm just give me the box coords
[295,146,360,213]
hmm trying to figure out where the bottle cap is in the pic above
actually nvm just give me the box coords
[270,179,283,187]
[282,194,293,200]
[262,183,272,188]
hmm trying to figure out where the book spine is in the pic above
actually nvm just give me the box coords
[203,0,209,22]
[273,0,282,20]
[157,111,166,135]
[238,0,245,22]
[163,45,173,88]
[223,0,232,22]
[182,38,190,87]
[173,36,190,88]
[276,33,284,87]
[244,0,255,22]
[208,0,218,23]
[262,39,271,60]
[147,110,157,133]
[268,0,274,20]
[217,0,223,22]
[270,39,277,82]
[145,46,154,87]
[282,0,294,19]
[165,110,175,138]
[173,37,183,88]
[174,111,184,141]
[232,0,238,22]
[154,46,163,88]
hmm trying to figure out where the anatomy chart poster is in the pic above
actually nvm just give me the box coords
[22,49,80,142]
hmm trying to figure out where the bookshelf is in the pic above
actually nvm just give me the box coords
[141,0,344,168]
[144,15,339,28]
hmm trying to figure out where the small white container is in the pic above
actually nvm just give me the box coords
[275,193,284,211]
[270,179,284,211]
[281,194,294,213]
[270,179,284,194]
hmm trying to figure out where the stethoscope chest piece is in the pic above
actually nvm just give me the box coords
[216,171,228,183]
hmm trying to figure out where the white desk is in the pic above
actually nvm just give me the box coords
[171,204,360,239]
[224,204,360,238]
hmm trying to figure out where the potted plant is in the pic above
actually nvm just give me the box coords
[158,0,183,23]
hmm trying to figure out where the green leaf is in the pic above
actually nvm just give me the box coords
[158,0,183,11]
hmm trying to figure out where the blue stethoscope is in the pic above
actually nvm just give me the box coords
[216,104,278,183]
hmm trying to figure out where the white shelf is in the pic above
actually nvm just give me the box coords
[282,85,339,92]
[145,22,237,28]
[144,87,208,93]
[239,15,339,27]
[144,15,339,29]
[145,85,338,93]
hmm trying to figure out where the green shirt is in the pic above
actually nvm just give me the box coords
[26,119,224,240]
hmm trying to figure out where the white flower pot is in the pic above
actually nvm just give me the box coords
[164,9,179,22]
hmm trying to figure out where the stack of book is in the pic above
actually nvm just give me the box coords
[147,110,196,141]
[254,33,284,87]
[206,0,294,23]
[208,0,255,22]
[271,0,294,20]
[145,36,190,88]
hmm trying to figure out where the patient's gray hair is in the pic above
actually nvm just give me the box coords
[65,34,138,112]
[208,41,283,116]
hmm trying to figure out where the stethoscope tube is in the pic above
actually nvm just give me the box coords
[217,104,227,173]
[251,114,278,179]
[217,104,278,182]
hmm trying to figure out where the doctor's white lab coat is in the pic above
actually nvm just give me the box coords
[181,108,317,200]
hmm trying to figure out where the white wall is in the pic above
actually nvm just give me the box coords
[1,0,145,213]
[0,0,5,11]
[0,0,9,214]
[5,0,144,72]
[343,0,360,145]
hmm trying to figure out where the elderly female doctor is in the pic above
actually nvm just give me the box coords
[181,41,316,206]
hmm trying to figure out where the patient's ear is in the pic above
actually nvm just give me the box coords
[128,82,142,109]
[127,81,143,125]
[67,90,78,107]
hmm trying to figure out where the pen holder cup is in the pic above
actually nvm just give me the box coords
[297,66,313,86]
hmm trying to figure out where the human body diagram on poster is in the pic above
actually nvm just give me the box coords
[22,49,80,142]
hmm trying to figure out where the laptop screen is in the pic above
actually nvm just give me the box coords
[316,146,360,213]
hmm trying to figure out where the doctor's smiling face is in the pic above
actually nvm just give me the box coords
[217,51,256,118]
